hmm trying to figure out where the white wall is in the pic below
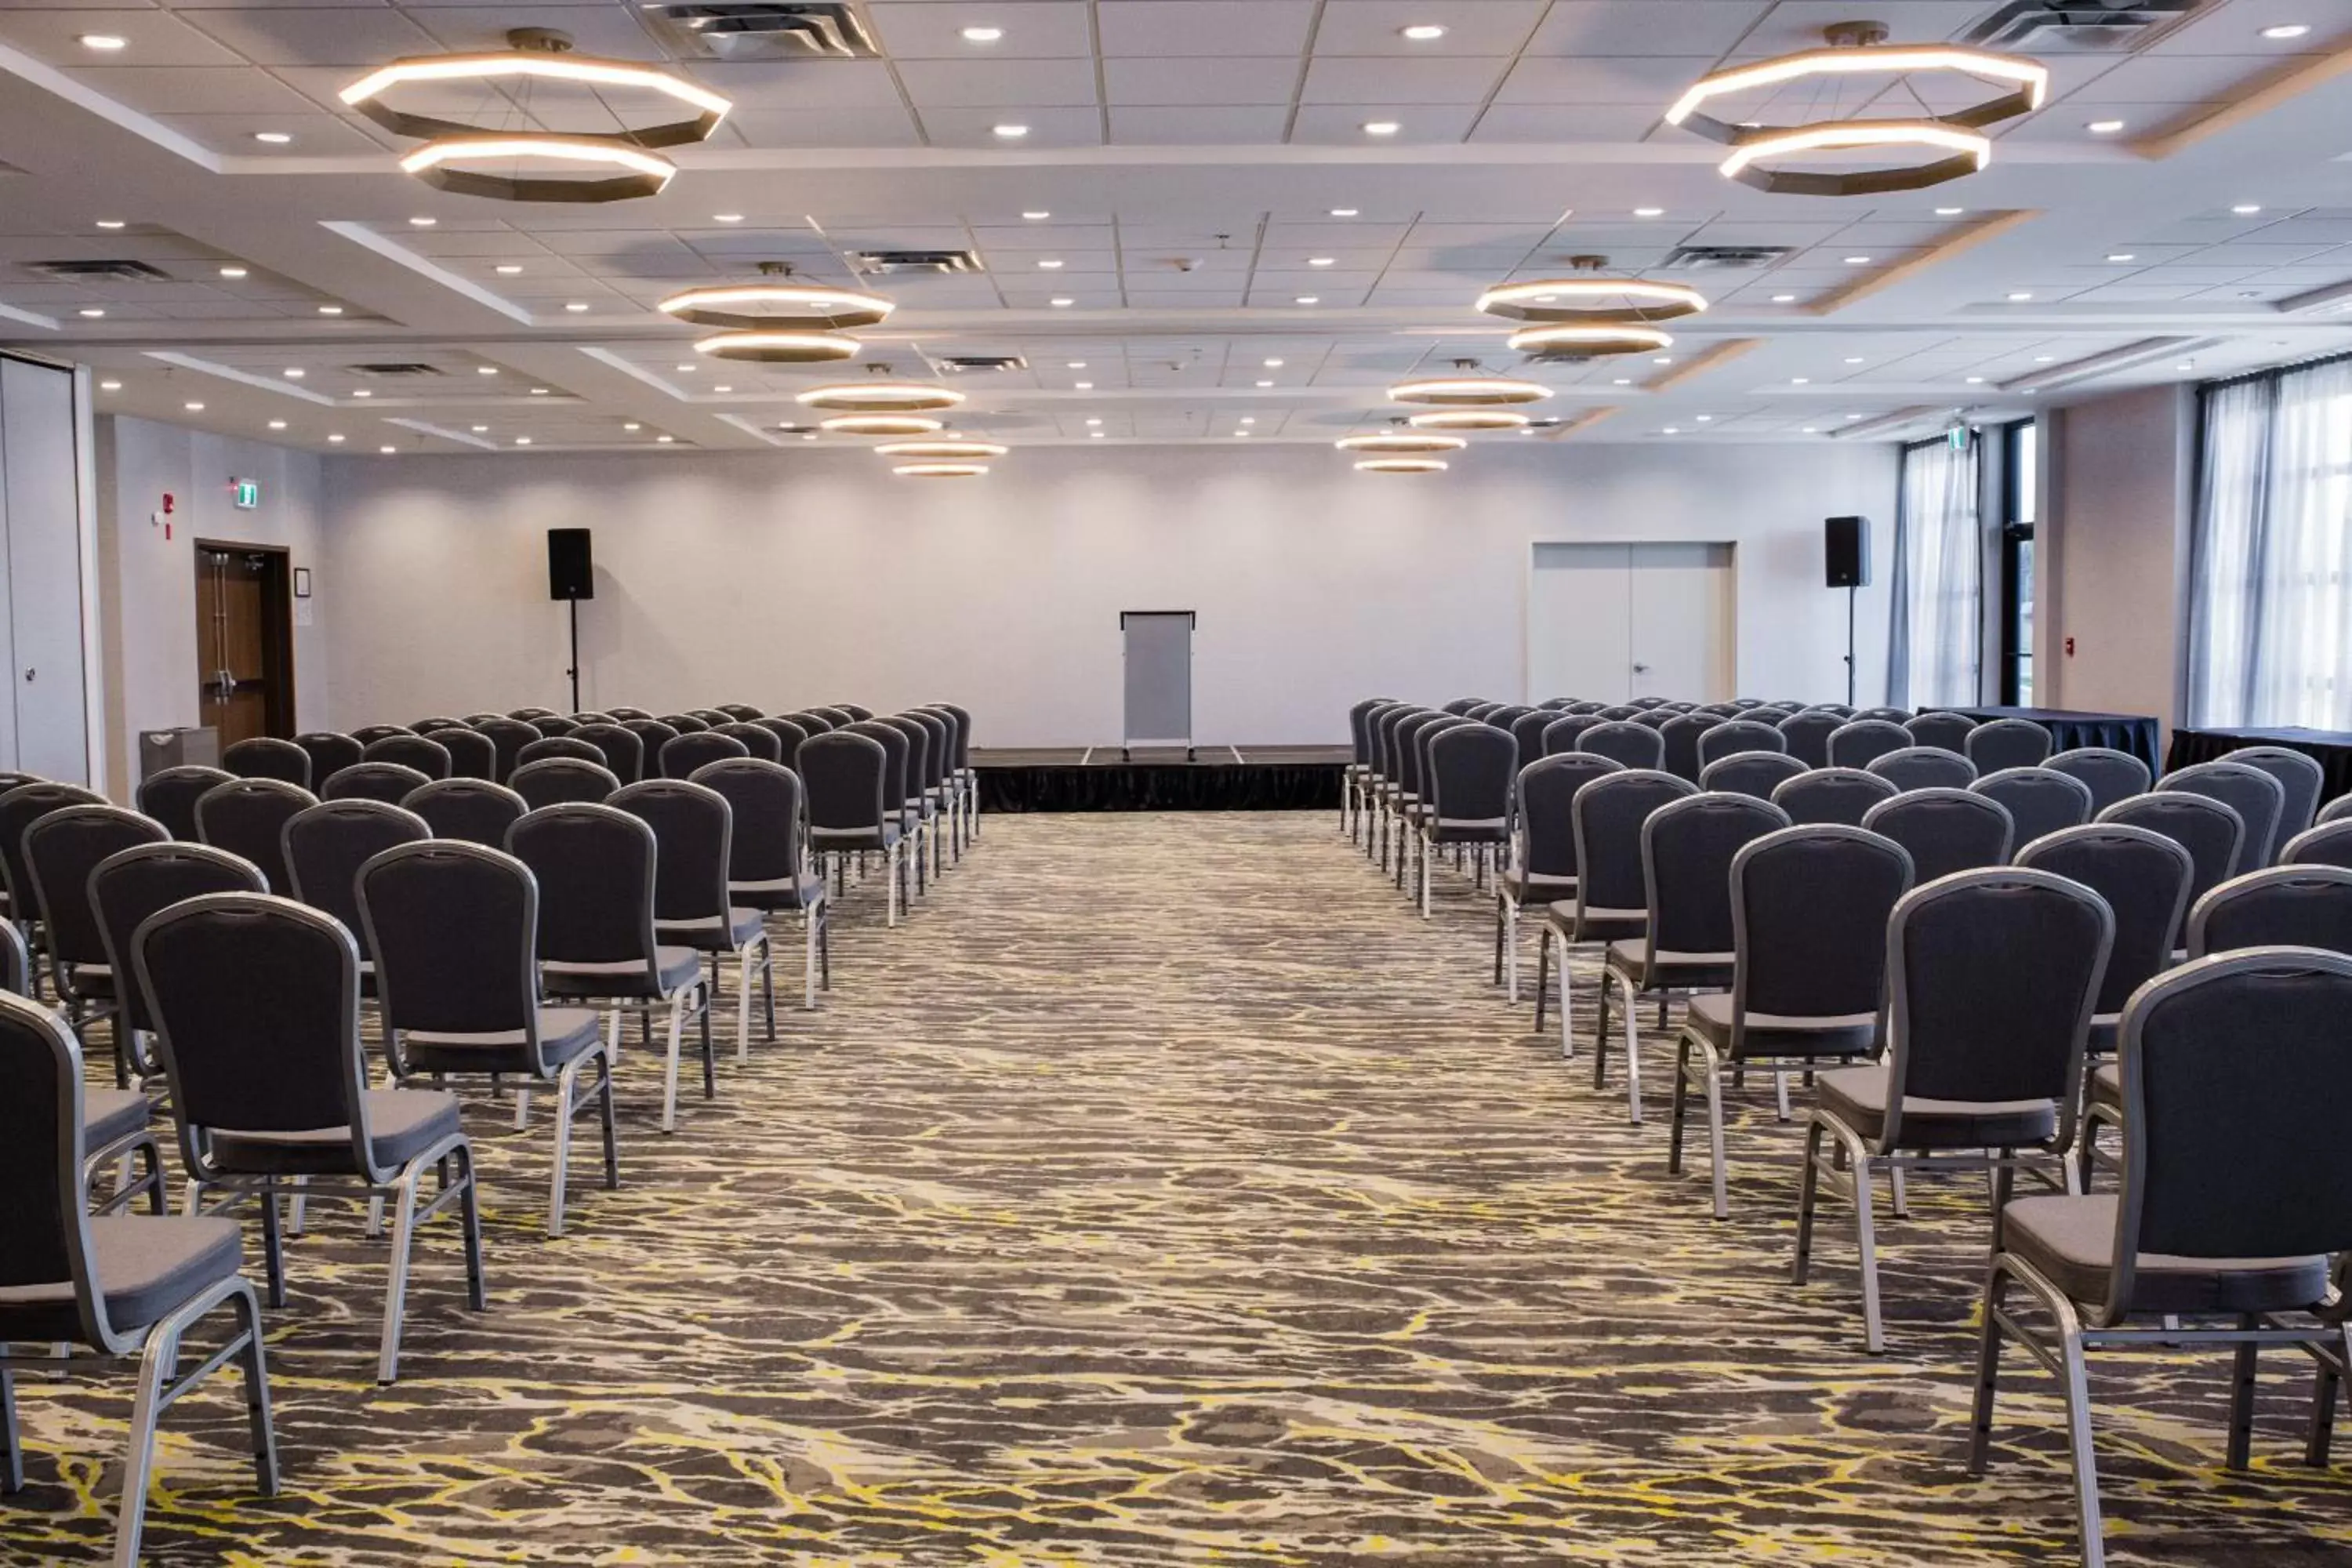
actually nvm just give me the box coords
[320,439,1897,748]
[95,415,328,799]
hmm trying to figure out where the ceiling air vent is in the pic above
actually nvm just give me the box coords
[346,362,444,379]
[851,249,982,274]
[1660,245,1793,271]
[28,259,172,282]
[642,4,878,60]
[1966,1,2201,52]
[936,354,1027,372]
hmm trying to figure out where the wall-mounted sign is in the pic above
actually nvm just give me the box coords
[230,478,260,510]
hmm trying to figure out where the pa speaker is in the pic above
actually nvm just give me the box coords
[547,528,593,601]
[1824,516,1870,589]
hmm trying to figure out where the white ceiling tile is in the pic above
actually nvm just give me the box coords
[2060,53,2270,106]
[686,60,908,110]
[1310,0,1548,55]
[916,104,1102,145]
[1491,55,1718,106]
[1524,1,1769,56]
[728,107,926,147]
[176,5,441,65]
[863,2,1096,59]
[1096,1,1317,57]
[147,108,392,153]
[410,5,665,59]
[0,9,246,67]
[1470,103,1662,140]
[895,57,1101,107]
[1102,56,1299,106]
[1109,106,1293,143]
[1298,54,1510,104]
[69,64,319,113]
[1289,103,1476,142]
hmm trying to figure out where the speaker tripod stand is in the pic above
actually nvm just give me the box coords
[565,597,580,714]
[1842,583,1857,708]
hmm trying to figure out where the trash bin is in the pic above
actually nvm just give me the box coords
[140,726,220,779]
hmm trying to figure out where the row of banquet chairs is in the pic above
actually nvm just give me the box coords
[1338,691,2352,1568]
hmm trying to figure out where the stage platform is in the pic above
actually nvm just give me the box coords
[975,745,1348,812]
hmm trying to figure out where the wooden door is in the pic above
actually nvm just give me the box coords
[196,546,280,746]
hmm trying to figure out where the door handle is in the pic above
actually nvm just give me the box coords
[1632,662,1651,673]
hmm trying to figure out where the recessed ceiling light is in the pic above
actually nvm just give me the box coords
[2086,119,2125,134]
[470,424,488,433]
[1240,416,1256,425]
[2263,24,2313,40]
[1090,430,1105,438]
[1037,259,1063,269]
[283,368,304,379]
[1295,296,1319,305]
[1330,208,1359,217]
[1066,360,1085,368]
[495,264,523,275]
[657,434,675,444]
[2106,252,2136,263]
[1935,206,1965,216]
[960,25,1004,42]
[1264,358,1284,368]
[2034,355,2055,363]
[268,419,286,430]
[1611,377,1631,385]
[1308,257,1335,267]
[801,431,818,441]
[318,305,343,315]
[219,266,248,278]
[514,437,532,446]
[1801,426,1818,434]
[79,34,127,51]
[564,301,589,312]
[477,366,498,376]
[1633,206,1664,217]
[1843,256,1871,265]
[1652,356,1673,365]
[328,434,344,443]
[624,423,641,431]
[1965,376,1985,384]
[1843,357,1864,365]
[2176,360,2196,371]
[252,131,292,145]
[1085,417,1102,426]
[2233,203,2263,215]
[713,213,744,223]
[184,401,205,412]
[99,380,121,391]
[1074,380,1094,390]
[78,308,104,319]
[1771,293,1797,303]
[676,364,695,372]
[531,387,551,395]
[713,384,732,393]
[408,216,437,227]
[2007,291,2034,301]
[1401,24,1446,40]
[1022,210,1050,220]
[380,445,396,454]
[95,220,125,230]
[1791,376,1809,385]
[1662,426,1679,435]
[993,123,1029,138]
[351,388,371,397]
[1362,122,1400,136]
[1050,297,1073,307]
[1695,414,1712,423]
[1255,379,1274,388]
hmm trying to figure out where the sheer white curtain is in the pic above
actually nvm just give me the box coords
[2188,357,2352,729]
[1888,434,1982,708]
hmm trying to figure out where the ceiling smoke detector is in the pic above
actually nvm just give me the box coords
[1966,0,2202,53]
[641,3,878,60]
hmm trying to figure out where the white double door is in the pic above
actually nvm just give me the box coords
[1526,542,1735,706]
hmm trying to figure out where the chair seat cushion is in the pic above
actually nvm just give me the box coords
[1683,992,1878,1062]
[1499,868,1576,908]
[401,1007,604,1075]
[657,907,764,952]
[83,1088,154,1152]
[730,873,825,912]
[1604,938,1734,993]
[2005,1194,2330,1316]
[0,1214,244,1340]
[1817,1065,2057,1151]
[1543,900,1646,943]
[1427,816,1507,844]
[2088,1060,2122,1112]
[209,1088,462,1177]
[64,962,114,1002]
[811,823,901,851]
[543,946,701,1000]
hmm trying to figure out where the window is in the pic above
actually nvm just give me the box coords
[1889,432,1982,707]
[2187,356,2352,729]
[2000,422,2037,705]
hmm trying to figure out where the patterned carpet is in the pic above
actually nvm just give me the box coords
[9,810,2352,1565]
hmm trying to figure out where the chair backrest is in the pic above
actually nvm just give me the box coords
[2157,760,2284,877]
[1867,746,1977,793]
[136,892,384,1178]
[2016,824,2195,1020]
[0,991,130,1348]
[510,757,621,811]
[1771,766,1897,827]
[2045,747,2152,815]
[622,718,681,765]
[1776,710,1844,769]
[1964,717,2054,772]
[1880,867,2113,1149]
[662,729,750,782]
[1482,704,1534,735]
[1538,713,1599,757]
[504,803,660,975]
[1972,765,2094,852]
[833,703,874,723]
[718,721,782,764]
[1440,698,1483,716]
[506,708,555,721]
[687,708,733,728]
[283,800,430,942]
[605,706,654,723]
[0,782,106,912]
[1570,770,1697,924]
[2283,819,2352,872]
[1640,792,1791,965]
[1391,712,1445,797]
[1699,751,1806,801]
[1375,706,1421,779]
[192,777,314,894]
[1860,788,2014,884]
[801,731,889,833]
[1904,711,1977,754]
[401,777,528,848]
[1578,720,1665,771]
[717,703,764,722]
[659,713,710,734]
[845,721,911,811]
[26,805,167,976]
[793,710,840,734]
[472,717,541,783]
[90,843,267,1036]
[1855,706,1914,724]
[350,724,412,745]
[692,758,807,885]
[611,779,732,924]
[1659,713,1713,782]
[136,764,231,842]
[1696,720,1785,771]
[412,716,470,734]
[434,727,498,782]
[1514,753,1622,882]
[517,735,604,770]
[2104,948,2352,1323]
[1728,824,1914,1048]
[1427,724,1515,827]
[2323,794,2352,826]
[2099,792,2245,910]
[223,736,311,787]
[757,717,810,772]
[2189,866,2352,960]
[910,712,952,789]
[2220,746,2327,862]
[936,702,974,768]
[532,715,582,738]
[321,760,434,806]
[878,716,933,800]
[362,733,450,779]
[1510,710,1556,761]
[1632,708,1675,731]
[568,723,643,784]
[359,840,543,1051]
[1826,719,1911,771]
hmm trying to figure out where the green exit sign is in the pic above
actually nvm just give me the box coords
[230,479,260,510]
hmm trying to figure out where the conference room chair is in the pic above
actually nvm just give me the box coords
[1700,751,1806,802]
[1385,712,1446,884]
[612,779,773,1065]
[1578,720,1666,772]
[510,757,620,811]
[2283,818,2352,870]
[283,800,430,993]
[1696,720,1785,772]
[2158,760,2285,877]
[1594,791,1789,1123]
[92,841,267,1083]
[686,708,734,728]
[605,706,654,724]
[757,717,810,777]
[409,717,469,735]
[800,730,906,927]
[1418,723,1516,919]
[1540,769,1694,1054]
[1563,700,1608,715]
[1828,719,1911,771]
[1813,703,1859,719]
[1791,866,2112,1352]
[434,727,498,782]
[358,840,618,1237]
[720,720,782,764]
[517,735,605,771]
[834,704,876,723]
[322,761,434,808]
[222,737,311,789]
[2097,792,2246,918]
[693,758,829,1010]
[24,804,166,1068]
[933,701,980,851]
[2220,746,2328,862]
[506,803,711,1134]
[194,779,312,895]
[2045,747,2152,815]
[1904,712,1977,754]
[792,710,840,733]
[1965,717,2055,773]
[136,764,231,843]
[350,724,412,746]
[1747,705,1800,725]
[1861,789,2014,884]
[1508,709,1556,769]
[1633,708,1675,731]
[0,990,278,1566]
[906,710,956,877]
[1,916,163,1224]
[472,717,541,785]
[659,713,710,735]
[1691,702,1739,720]
[530,716,582,739]
[2187,864,2352,960]
[716,703,764,723]
[362,733,450,780]
[1974,766,2095,853]
[1772,767,1896,828]
[619,717,680,765]
[659,730,748,782]
[2324,794,2352,826]
[1439,698,1483,716]
[1670,822,1913,1218]
[1501,753,1620,1006]
[1969,949,2352,1568]
[567,713,614,727]
[1484,703,1535,733]
[2018,825,2197,1189]
[916,703,971,860]
[1659,713,1713,783]
[1777,710,1843,770]
[0,780,119,946]
[1373,706,1428,873]
[1539,713,1601,758]
[1868,746,1978,793]
[878,715,939,892]
[507,708,557,721]
[463,713,503,726]
[1363,702,1413,867]
[289,735,361,788]
[135,892,486,1383]
[403,777,527,848]
[1854,706,1914,725]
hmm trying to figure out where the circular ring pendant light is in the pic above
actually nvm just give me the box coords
[1388,368,1553,407]
[822,415,946,437]
[1476,263,1707,327]
[874,441,1008,459]
[895,463,988,477]
[796,374,966,414]
[399,135,677,201]
[660,266,895,332]
[692,331,861,365]
[1356,458,1449,474]
[1508,323,1675,358]
[1335,433,1468,455]
[1408,410,1530,432]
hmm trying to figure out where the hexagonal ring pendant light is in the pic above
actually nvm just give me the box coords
[1665,20,2045,197]
[343,27,730,202]
[795,368,967,415]
[1335,432,1468,456]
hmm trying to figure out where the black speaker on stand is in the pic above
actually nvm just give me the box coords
[547,528,593,713]
[1824,516,1871,708]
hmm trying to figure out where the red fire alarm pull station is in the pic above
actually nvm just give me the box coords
[158,492,176,541]
[2064,636,2076,657]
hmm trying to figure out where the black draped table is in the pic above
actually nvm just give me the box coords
[1929,706,2164,771]
[2167,725,2352,802]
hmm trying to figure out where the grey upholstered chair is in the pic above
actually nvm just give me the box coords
[2188,864,2352,960]
[1659,713,1713,783]
[282,800,430,986]
[1793,866,2112,1351]
[516,735,604,771]
[1904,711,1977,754]
[1826,719,1911,771]
[2219,746,2327,863]
[24,804,167,1071]
[222,737,310,789]
[1539,713,1600,758]
[2098,792,2246,914]
[292,732,362,786]
[2158,760,2285,877]
[194,777,314,894]
[2282,818,2352,871]
[1965,718,2055,773]
[2045,747,2152,815]
[401,778,528,848]
[1700,751,1806,802]
[1577,720,1666,772]
[1773,767,1897,828]
[1538,770,1694,1054]
[362,733,451,780]
[1973,766,2095,853]
[321,761,434,808]
[1867,746,1977,793]
[1777,710,1843,770]
[693,757,829,1009]
[573,722,644,786]
[1417,723,1516,918]
[612,779,774,1065]
[434,727,497,782]
[1499,753,1621,1007]
[1696,720,1785,771]
[799,731,906,927]
[510,757,621,811]
[350,724,412,746]
[1861,789,2014,883]
[136,765,231,843]
[474,717,542,784]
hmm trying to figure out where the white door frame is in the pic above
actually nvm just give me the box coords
[1522,537,1740,704]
